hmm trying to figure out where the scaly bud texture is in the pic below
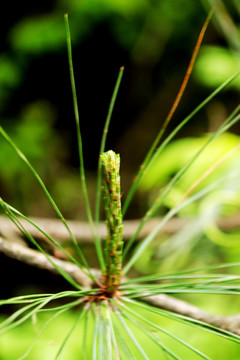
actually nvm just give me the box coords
[100,150,123,294]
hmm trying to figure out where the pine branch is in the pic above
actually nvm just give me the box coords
[1,214,240,243]
[0,236,97,289]
[141,294,240,336]
[1,235,240,336]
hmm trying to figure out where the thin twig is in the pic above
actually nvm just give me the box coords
[0,236,97,289]
[1,214,240,243]
[141,294,240,336]
[1,236,240,336]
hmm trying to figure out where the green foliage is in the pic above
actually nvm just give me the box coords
[194,46,240,89]
[138,132,240,272]
[0,101,59,210]
[0,57,20,86]
[140,132,240,194]
[10,16,66,55]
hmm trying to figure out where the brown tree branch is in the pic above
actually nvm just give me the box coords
[1,235,240,336]
[1,213,240,243]
[141,294,240,336]
[0,236,96,289]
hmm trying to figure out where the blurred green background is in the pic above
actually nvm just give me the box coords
[0,0,239,219]
[1,0,240,358]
